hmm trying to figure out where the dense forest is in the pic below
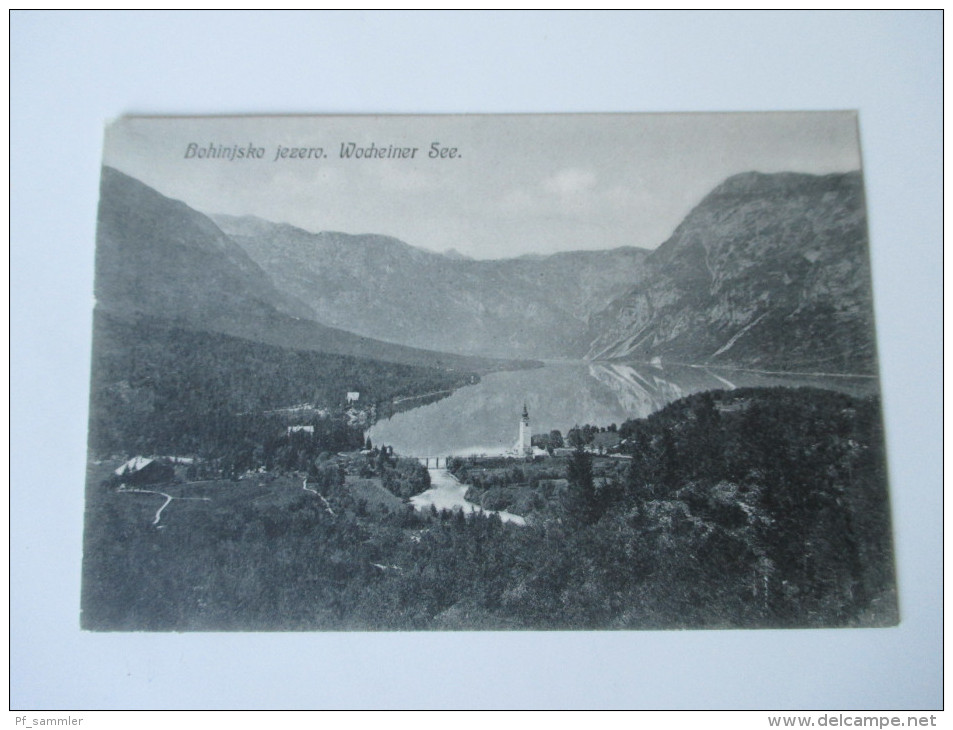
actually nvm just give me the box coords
[87,312,477,461]
[82,386,897,631]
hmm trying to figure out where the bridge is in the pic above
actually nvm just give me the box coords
[417,456,451,469]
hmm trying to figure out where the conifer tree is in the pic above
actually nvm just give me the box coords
[566,446,598,526]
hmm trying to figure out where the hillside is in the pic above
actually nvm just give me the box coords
[95,167,314,324]
[215,214,650,359]
[87,311,478,461]
[95,167,532,374]
[96,167,878,374]
[585,171,877,373]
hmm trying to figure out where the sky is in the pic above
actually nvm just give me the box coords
[104,112,862,259]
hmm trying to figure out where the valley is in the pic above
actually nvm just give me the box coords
[81,163,895,632]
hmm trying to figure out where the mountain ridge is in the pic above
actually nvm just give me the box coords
[97,166,877,375]
[585,170,877,374]
[94,166,533,374]
[215,213,651,359]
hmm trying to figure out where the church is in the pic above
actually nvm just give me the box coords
[517,403,532,456]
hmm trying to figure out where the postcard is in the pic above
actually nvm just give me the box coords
[82,113,896,630]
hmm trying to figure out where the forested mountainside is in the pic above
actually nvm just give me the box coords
[87,312,477,464]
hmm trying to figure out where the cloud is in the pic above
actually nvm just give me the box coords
[543,168,597,197]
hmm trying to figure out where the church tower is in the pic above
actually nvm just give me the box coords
[518,403,532,456]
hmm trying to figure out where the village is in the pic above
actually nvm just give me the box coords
[98,394,632,531]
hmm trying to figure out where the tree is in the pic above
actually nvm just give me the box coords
[567,426,586,449]
[377,446,391,473]
[659,427,680,492]
[686,391,721,480]
[565,446,599,526]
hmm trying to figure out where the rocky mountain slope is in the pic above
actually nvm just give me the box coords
[214,215,649,359]
[585,171,877,374]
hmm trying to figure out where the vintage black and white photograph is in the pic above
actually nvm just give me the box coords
[81,112,897,631]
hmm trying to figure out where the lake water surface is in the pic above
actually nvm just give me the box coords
[368,361,878,458]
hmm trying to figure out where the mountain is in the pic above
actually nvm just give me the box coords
[96,166,315,323]
[214,214,650,359]
[87,310,480,458]
[97,166,878,375]
[585,171,878,374]
[94,167,525,373]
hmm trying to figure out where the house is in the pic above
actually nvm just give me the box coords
[346,392,360,404]
[114,456,174,485]
[287,425,315,436]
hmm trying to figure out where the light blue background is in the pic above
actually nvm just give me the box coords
[10,11,942,709]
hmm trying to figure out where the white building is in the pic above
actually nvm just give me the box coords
[518,403,532,456]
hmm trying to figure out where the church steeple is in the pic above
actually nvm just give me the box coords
[518,403,532,456]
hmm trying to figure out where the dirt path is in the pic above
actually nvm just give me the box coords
[119,486,211,526]
[303,478,335,516]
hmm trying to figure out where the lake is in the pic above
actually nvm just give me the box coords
[368,361,878,458]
